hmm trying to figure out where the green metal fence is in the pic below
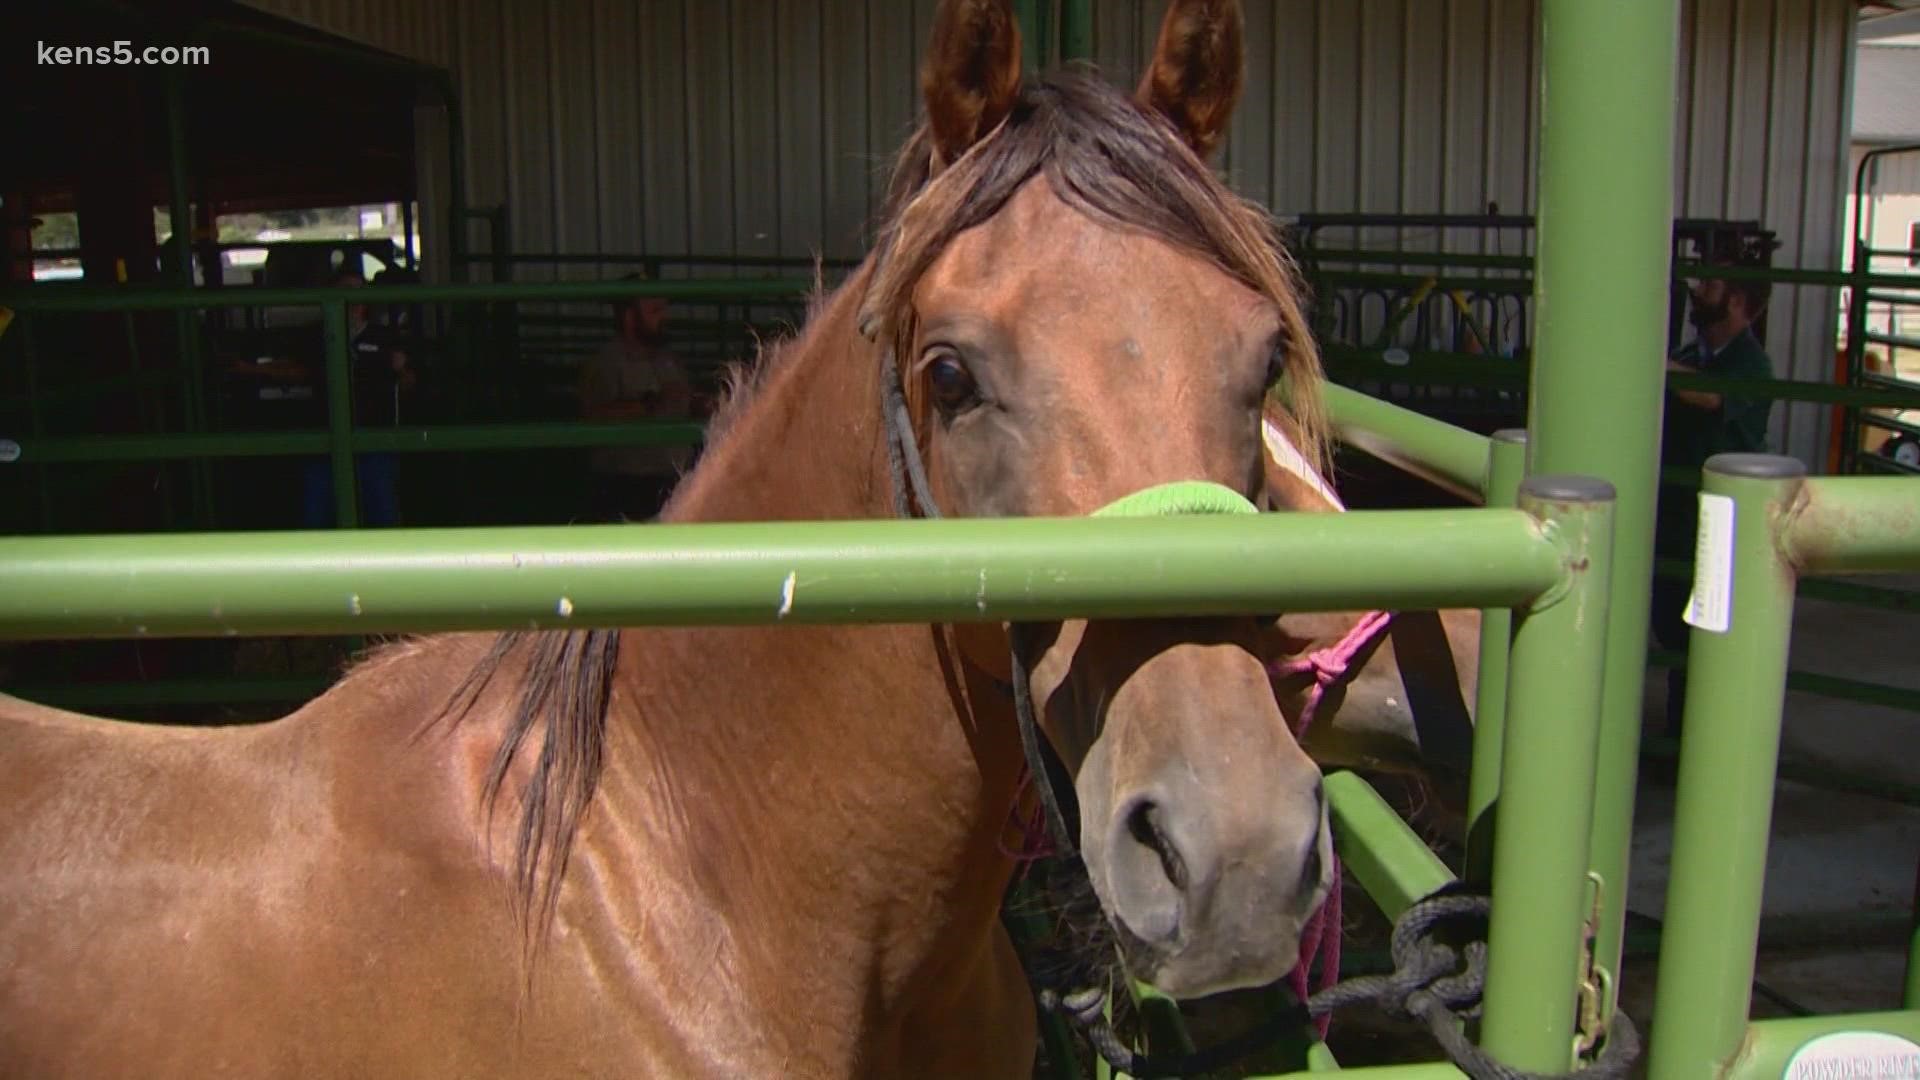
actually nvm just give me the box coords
[1648,458,1920,1079]
[5,2,1920,1075]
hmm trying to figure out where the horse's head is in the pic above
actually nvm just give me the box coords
[861,0,1336,998]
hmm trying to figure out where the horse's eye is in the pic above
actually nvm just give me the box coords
[1266,343,1287,387]
[928,356,979,413]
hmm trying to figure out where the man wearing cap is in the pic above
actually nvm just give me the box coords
[578,273,693,521]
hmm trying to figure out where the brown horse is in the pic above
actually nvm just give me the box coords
[0,3,1474,1076]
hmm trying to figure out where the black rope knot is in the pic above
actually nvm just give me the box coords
[1040,889,1641,1080]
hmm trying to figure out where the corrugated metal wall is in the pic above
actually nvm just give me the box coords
[1095,0,1543,230]
[1093,0,1857,464]
[244,0,1858,464]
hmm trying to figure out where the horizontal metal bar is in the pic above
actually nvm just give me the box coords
[1782,474,1920,575]
[0,510,1565,641]
[1864,290,1920,307]
[1311,270,1535,293]
[1245,1062,1465,1079]
[1294,212,1536,230]
[3,421,705,464]
[1325,770,1457,921]
[1678,260,1920,292]
[1728,1012,1920,1078]
[1864,330,1920,352]
[1665,372,1920,410]
[1325,352,1920,411]
[1298,248,1535,272]
[2,677,332,709]
[1323,352,1529,392]
[0,277,815,313]
[1858,454,1920,477]
[464,251,863,271]
[1322,383,1493,502]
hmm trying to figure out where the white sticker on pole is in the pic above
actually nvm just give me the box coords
[1683,492,1735,634]
[1781,1031,1920,1079]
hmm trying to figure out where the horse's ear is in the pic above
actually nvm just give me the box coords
[1136,0,1245,160]
[921,0,1024,169]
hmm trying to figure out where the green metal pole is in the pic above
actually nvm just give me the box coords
[1779,475,1920,574]
[0,509,1566,640]
[1013,0,1051,74]
[1909,884,1920,1010]
[162,71,196,288]
[447,83,468,284]
[1327,770,1456,920]
[1061,0,1093,63]
[1726,1013,1920,1078]
[1477,474,1616,1075]
[18,316,55,532]
[1464,428,1526,887]
[1527,0,1681,1005]
[1323,383,1493,503]
[164,67,214,529]
[322,300,358,528]
[1644,454,1805,1080]
[0,277,817,312]
[10,420,706,465]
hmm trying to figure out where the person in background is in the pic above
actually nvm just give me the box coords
[1651,266,1775,740]
[301,268,414,527]
[578,273,693,522]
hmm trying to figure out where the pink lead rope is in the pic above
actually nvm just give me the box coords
[1268,608,1397,1038]
[1269,609,1396,740]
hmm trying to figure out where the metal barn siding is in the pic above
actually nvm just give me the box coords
[1094,0,1856,466]
[246,0,938,265]
[245,0,1854,464]
[1670,0,1858,467]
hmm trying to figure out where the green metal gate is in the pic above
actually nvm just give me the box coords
[1,2,1917,1077]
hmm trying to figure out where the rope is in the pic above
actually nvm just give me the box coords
[1268,608,1396,738]
[1040,891,1642,1080]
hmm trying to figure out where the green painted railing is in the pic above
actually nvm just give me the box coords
[1647,456,1920,1080]
[0,509,1566,640]
[0,473,1619,1079]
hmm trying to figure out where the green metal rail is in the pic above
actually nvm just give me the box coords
[1648,456,1920,1079]
[0,509,1565,640]
[0,473,1621,1080]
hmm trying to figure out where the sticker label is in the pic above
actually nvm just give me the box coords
[1684,492,1735,634]
[1782,1030,1920,1079]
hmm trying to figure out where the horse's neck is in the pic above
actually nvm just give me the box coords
[590,277,1026,1015]
[665,282,890,524]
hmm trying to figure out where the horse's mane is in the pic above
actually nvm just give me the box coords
[430,64,1334,952]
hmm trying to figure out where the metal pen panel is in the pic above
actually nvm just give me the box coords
[1477,475,1618,1074]
[1645,454,1807,1080]
[0,509,1567,641]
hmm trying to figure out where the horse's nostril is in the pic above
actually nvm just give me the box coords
[1126,799,1189,893]
[1299,835,1323,896]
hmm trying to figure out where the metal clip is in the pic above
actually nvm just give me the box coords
[1573,871,1609,1057]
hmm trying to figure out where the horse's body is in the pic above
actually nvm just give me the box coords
[0,4,1480,1076]
[0,265,1044,1079]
